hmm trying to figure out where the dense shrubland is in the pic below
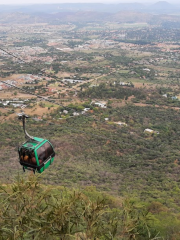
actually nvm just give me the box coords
[79,83,146,100]
[0,175,161,240]
[79,84,180,107]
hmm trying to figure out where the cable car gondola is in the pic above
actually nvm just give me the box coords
[18,113,55,173]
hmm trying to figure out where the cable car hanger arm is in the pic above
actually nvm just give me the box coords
[18,113,33,140]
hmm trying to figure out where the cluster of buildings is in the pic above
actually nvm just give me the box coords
[114,81,132,86]
[0,99,29,108]
[18,74,43,83]
[0,46,48,63]
[0,74,43,91]
[62,79,84,84]
[0,80,17,90]
[61,107,90,117]
[75,39,116,51]
[56,39,117,52]
[61,101,107,118]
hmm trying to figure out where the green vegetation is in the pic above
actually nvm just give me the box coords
[1,174,179,239]
[79,83,146,100]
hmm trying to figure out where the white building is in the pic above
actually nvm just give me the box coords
[114,121,127,126]
[144,128,159,134]
[63,110,68,114]
[94,102,106,108]
[83,108,90,112]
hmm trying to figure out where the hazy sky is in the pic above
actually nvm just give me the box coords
[0,0,179,4]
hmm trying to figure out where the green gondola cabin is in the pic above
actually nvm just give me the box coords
[18,114,55,173]
[19,137,55,173]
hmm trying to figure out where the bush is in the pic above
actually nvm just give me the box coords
[0,175,159,240]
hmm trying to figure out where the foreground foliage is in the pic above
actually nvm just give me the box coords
[0,175,160,240]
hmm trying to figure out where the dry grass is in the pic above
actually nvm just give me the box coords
[0,90,35,99]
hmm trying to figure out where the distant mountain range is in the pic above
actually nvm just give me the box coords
[0,1,180,14]
[0,1,180,25]
[0,10,180,25]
